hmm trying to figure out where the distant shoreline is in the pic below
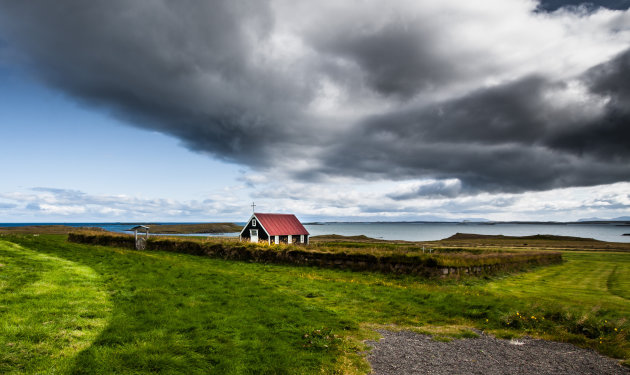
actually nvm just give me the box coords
[0,223,243,235]
[2,221,630,243]
[305,220,630,225]
[2,219,629,226]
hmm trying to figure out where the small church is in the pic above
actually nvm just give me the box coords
[240,212,310,245]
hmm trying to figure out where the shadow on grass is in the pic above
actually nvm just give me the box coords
[0,240,112,374]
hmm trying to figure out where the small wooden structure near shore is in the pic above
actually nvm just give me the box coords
[240,213,309,245]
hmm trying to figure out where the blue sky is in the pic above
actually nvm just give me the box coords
[0,66,251,221]
[0,66,240,198]
[1,1,629,223]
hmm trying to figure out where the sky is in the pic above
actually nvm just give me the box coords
[0,0,629,223]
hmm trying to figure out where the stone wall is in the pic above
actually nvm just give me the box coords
[68,233,562,278]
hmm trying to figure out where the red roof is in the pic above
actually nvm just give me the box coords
[255,213,309,236]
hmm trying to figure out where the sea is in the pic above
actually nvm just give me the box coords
[1,221,629,243]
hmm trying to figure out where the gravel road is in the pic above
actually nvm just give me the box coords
[367,330,629,375]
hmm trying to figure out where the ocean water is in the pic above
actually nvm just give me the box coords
[0,222,241,237]
[303,222,630,243]
[1,222,629,242]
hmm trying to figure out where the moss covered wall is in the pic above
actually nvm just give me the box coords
[68,233,562,278]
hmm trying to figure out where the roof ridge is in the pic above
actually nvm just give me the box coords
[255,212,296,215]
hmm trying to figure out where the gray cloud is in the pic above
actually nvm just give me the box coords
[0,0,316,166]
[1,187,243,218]
[318,54,630,192]
[0,1,629,196]
[307,19,489,98]
[546,50,630,161]
[25,203,41,210]
[388,180,463,200]
[538,0,630,11]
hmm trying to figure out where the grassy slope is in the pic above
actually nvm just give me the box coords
[1,235,629,374]
[485,252,630,309]
[430,233,630,252]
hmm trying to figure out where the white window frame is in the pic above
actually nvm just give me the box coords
[300,235,304,243]
[274,235,279,244]
[252,219,257,227]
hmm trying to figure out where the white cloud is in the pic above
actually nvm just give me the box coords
[1,181,629,222]
[0,188,246,222]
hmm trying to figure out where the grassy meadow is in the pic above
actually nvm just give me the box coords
[0,234,629,373]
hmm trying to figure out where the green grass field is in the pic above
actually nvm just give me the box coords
[1,234,629,373]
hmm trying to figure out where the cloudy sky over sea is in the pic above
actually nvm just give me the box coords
[1,0,629,222]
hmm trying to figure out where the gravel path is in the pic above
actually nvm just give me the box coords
[367,330,629,375]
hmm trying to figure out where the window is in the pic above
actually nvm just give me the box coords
[252,219,257,227]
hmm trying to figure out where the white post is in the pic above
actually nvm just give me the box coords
[134,230,138,242]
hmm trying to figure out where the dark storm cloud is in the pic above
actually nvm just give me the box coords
[0,0,315,166]
[546,49,630,160]
[309,22,473,98]
[538,0,630,11]
[319,51,630,193]
[0,1,629,196]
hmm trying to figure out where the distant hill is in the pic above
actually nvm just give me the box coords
[0,225,106,234]
[578,216,630,222]
[305,216,491,223]
[133,223,242,234]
